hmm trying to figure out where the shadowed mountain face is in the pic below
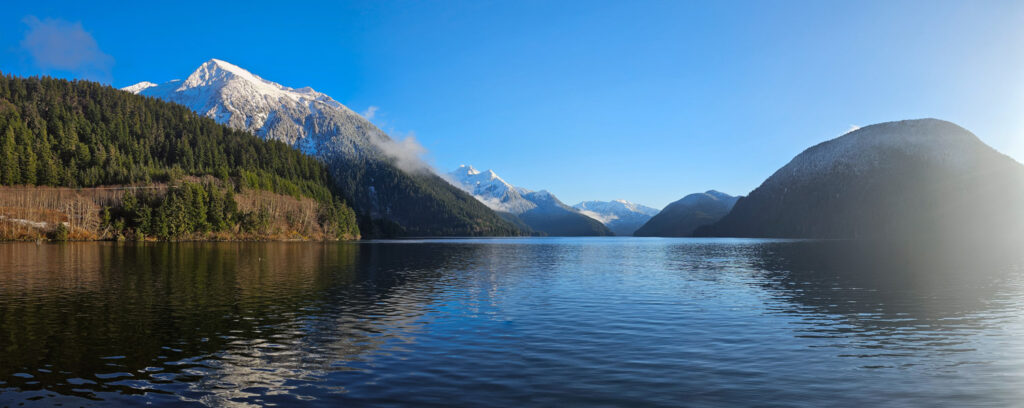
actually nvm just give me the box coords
[696,119,1024,242]
[515,191,614,236]
[633,191,737,237]
[125,60,523,237]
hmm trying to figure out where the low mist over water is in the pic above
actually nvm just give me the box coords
[2,239,1023,406]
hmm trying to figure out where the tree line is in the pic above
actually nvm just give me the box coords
[0,74,358,240]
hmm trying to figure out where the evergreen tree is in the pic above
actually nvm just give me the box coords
[1,126,19,184]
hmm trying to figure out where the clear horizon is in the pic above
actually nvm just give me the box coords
[3,1,1023,208]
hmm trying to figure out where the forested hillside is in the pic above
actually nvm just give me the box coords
[0,74,359,240]
[124,59,526,237]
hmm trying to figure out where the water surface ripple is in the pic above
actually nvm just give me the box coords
[1,238,1022,406]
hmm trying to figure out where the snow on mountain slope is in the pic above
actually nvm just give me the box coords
[574,200,659,223]
[697,118,1024,240]
[446,165,589,215]
[573,200,660,236]
[445,165,536,214]
[122,59,409,166]
[121,81,157,94]
[446,164,610,235]
[446,165,613,236]
[519,190,568,213]
[120,59,522,236]
[773,118,987,185]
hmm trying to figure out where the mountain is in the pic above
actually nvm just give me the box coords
[444,165,536,214]
[633,191,738,237]
[573,200,660,236]
[124,59,523,237]
[0,74,359,241]
[447,165,612,236]
[516,191,613,236]
[695,119,1024,243]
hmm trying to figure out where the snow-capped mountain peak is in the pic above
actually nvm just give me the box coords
[182,59,249,88]
[575,200,659,218]
[573,199,660,236]
[175,59,336,106]
[447,163,655,235]
[446,165,535,213]
[445,165,613,236]
[458,164,482,176]
[119,59,384,159]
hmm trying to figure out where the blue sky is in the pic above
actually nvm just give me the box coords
[3,1,1024,208]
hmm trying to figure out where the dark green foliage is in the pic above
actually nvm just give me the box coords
[49,223,69,241]
[318,198,360,239]
[106,182,359,240]
[0,73,359,239]
[101,183,361,241]
[103,184,230,240]
[1,126,18,184]
[0,74,339,199]
[237,209,271,235]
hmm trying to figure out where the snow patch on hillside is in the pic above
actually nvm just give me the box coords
[122,81,157,94]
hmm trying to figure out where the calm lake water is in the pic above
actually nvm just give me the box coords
[1,238,1024,407]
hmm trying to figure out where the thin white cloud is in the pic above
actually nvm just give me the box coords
[845,124,861,134]
[362,107,434,174]
[362,106,379,120]
[20,16,114,83]
[375,130,431,174]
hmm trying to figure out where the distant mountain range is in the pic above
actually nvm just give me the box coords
[695,118,1024,243]
[447,165,612,236]
[633,191,737,237]
[125,59,523,237]
[572,200,660,236]
[120,64,1024,243]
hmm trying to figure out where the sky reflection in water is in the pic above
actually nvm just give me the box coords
[0,238,1022,407]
